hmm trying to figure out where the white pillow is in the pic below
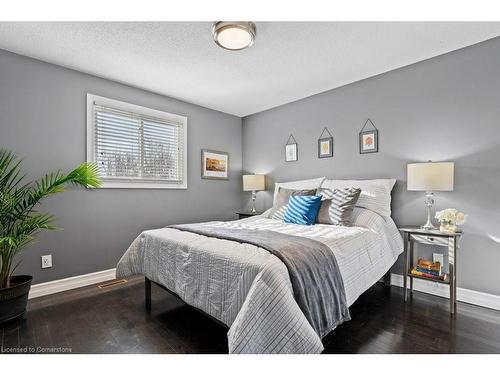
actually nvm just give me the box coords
[320,178,396,217]
[272,177,326,204]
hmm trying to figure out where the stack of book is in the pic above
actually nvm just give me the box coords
[410,259,447,281]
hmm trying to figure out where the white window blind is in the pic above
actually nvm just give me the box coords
[87,94,187,189]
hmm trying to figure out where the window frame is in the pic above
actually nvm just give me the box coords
[86,94,188,189]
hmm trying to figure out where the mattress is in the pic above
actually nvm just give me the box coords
[116,207,403,353]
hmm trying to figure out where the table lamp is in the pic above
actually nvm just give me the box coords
[243,174,265,213]
[407,161,454,230]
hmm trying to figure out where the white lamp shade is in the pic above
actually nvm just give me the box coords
[243,174,265,191]
[407,162,454,191]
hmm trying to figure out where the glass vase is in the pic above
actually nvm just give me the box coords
[440,222,457,233]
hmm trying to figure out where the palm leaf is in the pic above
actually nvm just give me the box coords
[60,163,102,188]
[0,150,26,193]
[0,149,102,288]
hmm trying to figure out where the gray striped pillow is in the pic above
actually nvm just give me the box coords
[270,187,317,221]
[316,187,361,226]
[320,179,396,217]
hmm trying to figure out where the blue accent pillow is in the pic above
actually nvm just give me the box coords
[283,195,322,225]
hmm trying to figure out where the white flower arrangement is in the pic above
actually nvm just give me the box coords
[435,208,467,231]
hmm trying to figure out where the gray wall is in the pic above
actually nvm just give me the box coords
[243,37,500,296]
[0,49,242,284]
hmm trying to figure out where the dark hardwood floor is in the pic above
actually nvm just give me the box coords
[1,276,500,354]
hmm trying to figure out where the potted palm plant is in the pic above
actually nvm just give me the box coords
[0,149,101,323]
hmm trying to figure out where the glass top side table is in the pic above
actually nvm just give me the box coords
[399,226,463,314]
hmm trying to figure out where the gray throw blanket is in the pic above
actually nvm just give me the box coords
[169,223,351,338]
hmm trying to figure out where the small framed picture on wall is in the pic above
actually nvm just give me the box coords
[359,129,378,154]
[201,149,229,180]
[317,127,334,158]
[285,134,298,162]
[285,143,298,162]
[359,119,379,154]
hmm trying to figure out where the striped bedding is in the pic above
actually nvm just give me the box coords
[116,207,403,354]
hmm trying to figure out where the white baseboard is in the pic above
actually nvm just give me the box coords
[29,268,117,299]
[28,269,500,312]
[390,273,500,311]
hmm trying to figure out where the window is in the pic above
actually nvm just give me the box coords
[86,94,187,189]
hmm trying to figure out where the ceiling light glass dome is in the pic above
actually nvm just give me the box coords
[212,22,256,51]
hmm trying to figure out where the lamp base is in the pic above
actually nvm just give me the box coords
[421,223,437,231]
[421,191,437,231]
[249,190,257,213]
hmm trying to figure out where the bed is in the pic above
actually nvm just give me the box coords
[116,178,404,354]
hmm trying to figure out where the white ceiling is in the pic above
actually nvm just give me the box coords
[0,22,499,117]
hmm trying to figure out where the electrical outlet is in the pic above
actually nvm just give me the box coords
[41,254,52,269]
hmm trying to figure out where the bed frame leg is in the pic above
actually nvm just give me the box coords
[383,270,392,288]
[145,277,152,311]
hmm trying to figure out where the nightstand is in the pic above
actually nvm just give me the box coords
[236,211,262,219]
[399,226,463,314]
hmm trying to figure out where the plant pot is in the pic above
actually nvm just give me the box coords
[0,275,32,323]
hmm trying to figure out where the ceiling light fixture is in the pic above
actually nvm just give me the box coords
[212,21,256,51]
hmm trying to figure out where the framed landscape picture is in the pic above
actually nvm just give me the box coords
[201,149,229,180]
[359,129,378,154]
[318,137,333,158]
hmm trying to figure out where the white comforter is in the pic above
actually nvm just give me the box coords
[116,207,403,354]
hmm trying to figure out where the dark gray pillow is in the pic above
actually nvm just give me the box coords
[316,187,362,226]
[270,187,317,221]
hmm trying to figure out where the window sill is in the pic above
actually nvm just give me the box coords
[91,181,188,189]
